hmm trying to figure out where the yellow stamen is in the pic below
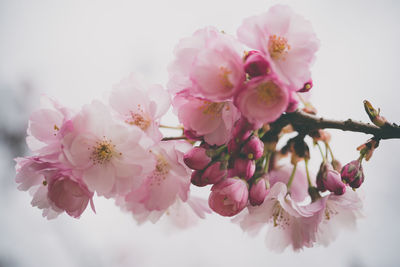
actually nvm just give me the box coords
[268,35,291,61]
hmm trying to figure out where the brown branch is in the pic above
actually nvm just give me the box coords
[274,111,400,140]
[161,136,188,141]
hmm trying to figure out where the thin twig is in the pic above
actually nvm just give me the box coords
[161,136,188,141]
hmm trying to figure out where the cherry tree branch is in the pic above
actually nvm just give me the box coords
[275,111,400,140]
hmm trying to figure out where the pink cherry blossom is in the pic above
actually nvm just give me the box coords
[237,182,324,252]
[237,5,319,91]
[168,27,246,101]
[61,100,155,197]
[122,141,192,212]
[47,171,94,218]
[208,177,248,217]
[15,157,94,219]
[172,91,240,145]
[234,75,289,125]
[109,74,170,141]
[316,189,363,246]
[269,164,309,202]
[26,96,74,161]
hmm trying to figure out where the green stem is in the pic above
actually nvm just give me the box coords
[159,124,183,130]
[325,142,335,161]
[304,158,312,187]
[287,163,298,189]
[316,142,326,163]
[264,151,272,174]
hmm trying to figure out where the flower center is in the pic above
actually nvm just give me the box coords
[125,105,151,131]
[272,201,290,229]
[150,154,171,186]
[324,203,338,221]
[91,138,116,164]
[199,101,225,118]
[256,81,281,106]
[268,35,291,60]
[218,66,234,92]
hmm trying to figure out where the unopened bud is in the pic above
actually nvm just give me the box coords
[191,170,207,187]
[244,50,271,78]
[317,163,346,195]
[249,177,270,206]
[364,100,388,127]
[201,161,227,185]
[298,80,313,93]
[184,147,211,170]
[232,158,256,180]
[341,160,365,189]
[241,136,264,160]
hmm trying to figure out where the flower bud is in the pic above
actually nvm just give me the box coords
[241,136,264,160]
[184,129,203,141]
[183,147,211,170]
[233,158,256,180]
[48,175,92,218]
[341,160,365,189]
[232,117,257,143]
[244,50,271,78]
[228,138,241,156]
[249,177,270,206]
[317,163,346,195]
[209,178,249,217]
[298,80,313,93]
[201,161,227,185]
[286,93,299,113]
[191,170,208,187]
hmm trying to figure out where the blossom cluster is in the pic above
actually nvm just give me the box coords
[16,76,209,224]
[16,5,369,251]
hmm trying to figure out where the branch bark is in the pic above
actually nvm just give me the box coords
[276,111,400,140]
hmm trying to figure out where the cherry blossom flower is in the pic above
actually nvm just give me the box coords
[316,189,364,246]
[61,100,155,197]
[15,157,94,219]
[237,182,324,252]
[168,26,245,101]
[237,5,319,91]
[234,75,289,125]
[26,96,74,161]
[109,74,170,141]
[172,91,240,145]
[119,141,210,225]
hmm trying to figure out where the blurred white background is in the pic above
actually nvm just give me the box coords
[1,0,400,266]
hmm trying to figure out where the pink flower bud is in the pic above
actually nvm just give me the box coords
[208,178,249,217]
[249,177,270,206]
[184,147,211,170]
[244,50,271,78]
[191,170,207,187]
[317,163,346,195]
[298,80,313,92]
[228,138,241,156]
[241,136,264,160]
[184,129,203,141]
[232,117,256,143]
[47,175,92,218]
[233,158,256,180]
[341,160,365,189]
[285,92,299,113]
[201,161,227,185]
